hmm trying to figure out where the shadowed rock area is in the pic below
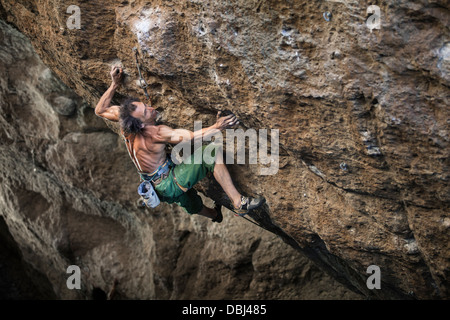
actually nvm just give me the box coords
[0,0,448,299]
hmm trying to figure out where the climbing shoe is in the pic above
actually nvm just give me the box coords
[212,204,223,223]
[232,196,265,217]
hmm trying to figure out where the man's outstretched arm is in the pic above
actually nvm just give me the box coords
[95,66,122,122]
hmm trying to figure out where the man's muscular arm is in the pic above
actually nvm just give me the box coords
[95,66,123,122]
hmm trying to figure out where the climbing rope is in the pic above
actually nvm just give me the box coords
[132,47,151,103]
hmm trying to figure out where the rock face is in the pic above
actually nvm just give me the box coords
[0,17,358,300]
[0,0,448,299]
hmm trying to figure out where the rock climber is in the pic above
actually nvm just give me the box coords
[94,66,265,223]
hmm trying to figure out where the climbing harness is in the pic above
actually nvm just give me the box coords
[132,47,151,103]
[31,149,36,172]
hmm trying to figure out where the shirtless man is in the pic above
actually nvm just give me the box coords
[94,66,264,222]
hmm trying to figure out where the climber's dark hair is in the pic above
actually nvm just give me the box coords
[119,97,142,134]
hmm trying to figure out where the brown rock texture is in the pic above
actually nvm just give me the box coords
[0,0,449,299]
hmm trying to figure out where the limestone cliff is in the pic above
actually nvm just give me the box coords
[0,0,449,299]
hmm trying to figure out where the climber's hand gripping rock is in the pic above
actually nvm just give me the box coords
[216,111,239,130]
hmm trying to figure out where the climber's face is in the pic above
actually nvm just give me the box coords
[131,102,158,124]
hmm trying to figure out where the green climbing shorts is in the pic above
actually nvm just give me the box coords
[153,145,217,215]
